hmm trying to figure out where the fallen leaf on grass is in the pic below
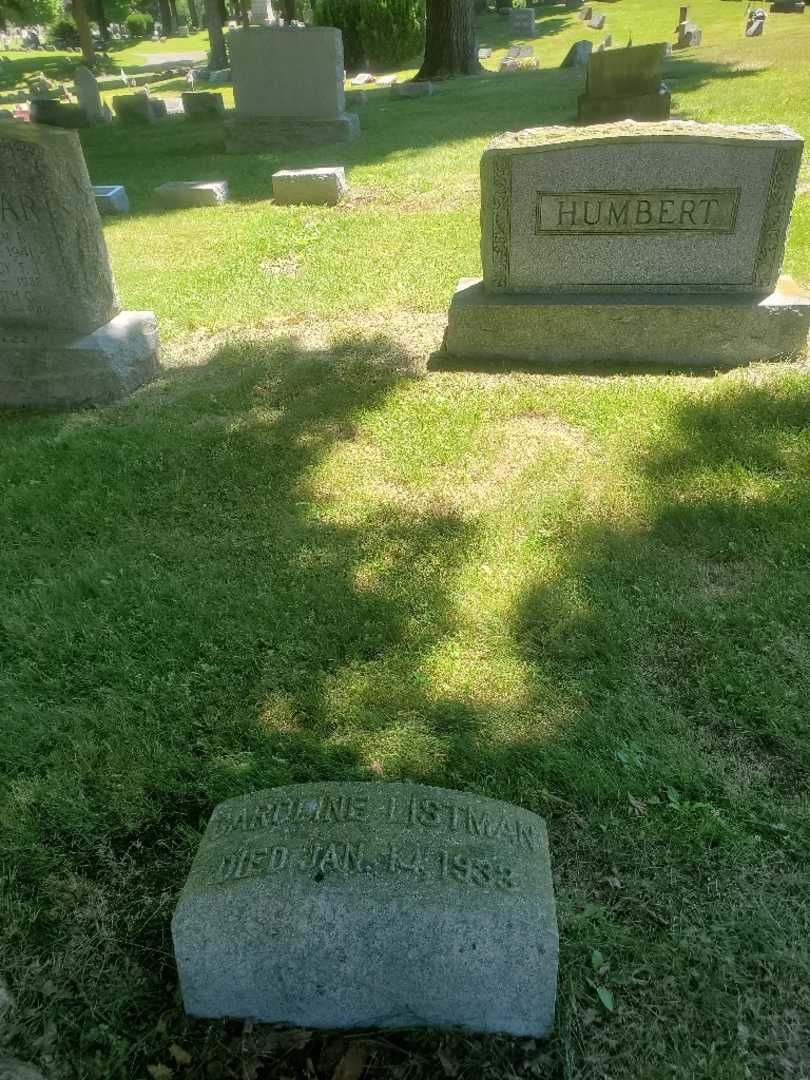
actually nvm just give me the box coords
[332,1042,368,1080]
[596,986,615,1012]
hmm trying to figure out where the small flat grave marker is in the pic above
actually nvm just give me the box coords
[173,782,558,1036]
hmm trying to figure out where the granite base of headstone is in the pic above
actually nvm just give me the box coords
[438,121,810,368]
[0,125,159,406]
[770,1,804,10]
[172,782,558,1036]
[224,27,360,153]
[181,90,225,119]
[577,43,670,123]
[113,92,153,123]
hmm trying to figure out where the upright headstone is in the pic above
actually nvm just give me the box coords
[577,42,670,123]
[173,782,558,1036]
[509,7,538,36]
[73,65,104,122]
[560,39,593,67]
[588,12,606,28]
[225,27,359,152]
[746,7,767,32]
[579,4,593,18]
[0,125,159,406]
[181,90,225,119]
[769,1,804,11]
[113,92,153,123]
[440,121,810,367]
[675,18,702,46]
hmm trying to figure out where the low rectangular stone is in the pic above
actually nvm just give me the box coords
[112,93,153,123]
[390,80,433,98]
[480,121,803,295]
[225,113,359,151]
[577,86,671,124]
[438,276,810,367]
[172,782,558,1036]
[181,91,225,119]
[154,180,229,207]
[273,166,347,205]
[30,99,89,128]
[92,184,129,215]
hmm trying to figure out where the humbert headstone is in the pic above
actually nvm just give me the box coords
[225,27,360,152]
[0,125,159,406]
[73,65,104,122]
[173,782,558,1036]
[440,121,810,367]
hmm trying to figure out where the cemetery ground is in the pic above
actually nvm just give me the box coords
[2,2,810,1078]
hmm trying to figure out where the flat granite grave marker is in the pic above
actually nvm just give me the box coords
[439,121,810,367]
[578,42,670,123]
[0,124,159,405]
[172,782,558,1036]
[225,27,359,152]
[588,12,605,28]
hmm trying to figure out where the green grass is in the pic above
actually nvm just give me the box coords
[2,3,810,1078]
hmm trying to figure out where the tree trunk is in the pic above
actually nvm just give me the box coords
[281,0,295,23]
[188,0,199,26]
[168,0,179,32]
[206,0,229,67]
[158,0,172,32]
[96,0,109,42]
[73,0,96,66]
[416,0,481,79]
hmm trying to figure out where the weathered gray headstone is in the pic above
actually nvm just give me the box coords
[390,80,433,98]
[769,1,804,11]
[73,64,104,122]
[509,6,538,36]
[560,39,592,67]
[588,12,605,29]
[439,121,810,367]
[112,92,153,123]
[225,27,359,152]
[578,4,593,18]
[155,180,229,207]
[173,782,558,1036]
[92,183,129,214]
[0,124,159,405]
[478,46,493,58]
[273,166,347,205]
[578,42,670,123]
[181,90,225,119]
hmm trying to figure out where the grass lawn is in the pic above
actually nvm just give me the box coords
[2,2,810,1078]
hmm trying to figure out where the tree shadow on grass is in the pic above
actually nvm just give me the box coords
[3,335,810,1077]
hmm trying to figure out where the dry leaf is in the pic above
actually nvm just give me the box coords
[332,1042,369,1080]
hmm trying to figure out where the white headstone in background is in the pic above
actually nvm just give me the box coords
[73,65,104,122]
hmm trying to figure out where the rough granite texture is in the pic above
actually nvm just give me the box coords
[229,27,345,119]
[439,276,810,366]
[0,311,160,406]
[480,121,803,295]
[273,167,347,205]
[0,124,119,334]
[225,114,359,152]
[172,782,558,1037]
[583,43,666,96]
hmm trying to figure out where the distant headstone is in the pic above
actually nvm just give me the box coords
[149,97,168,118]
[73,65,104,122]
[390,80,433,97]
[377,74,397,85]
[273,166,347,205]
[176,24,190,36]
[509,6,538,36]
[181,90,225,119]
[92,183,129,214]
[602,33,613,46]
[675,18,702,46]
[746,9,767,32]
[173,782,558,1035]
[440,121,810,367]
[112,92,153,123]
[579,4,593,18]
[29,99,89,128]
[560,39,592,66]
[225,28,359,152]
[208,68,231,86]
[588,12,606,28]
[578,42,670,123]
[507,44,535,57]
[478,46,493,58]
[0,125,159,406]
[499,56,522,71]
[154,180,229,207]
[769,0,804,10]
[351,72,375,85]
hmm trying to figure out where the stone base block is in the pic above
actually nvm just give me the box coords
[273,166,347,205]
[577,85,670,123]
[0,311,160,407]
[155,180,229,208]
[224,113,360,153]
[436,278,810,368]
[390,81,433,98]
[181,91,225,119]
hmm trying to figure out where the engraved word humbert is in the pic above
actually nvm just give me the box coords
[536,188,740,235]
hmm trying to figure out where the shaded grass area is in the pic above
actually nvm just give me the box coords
[2,322,810,1079]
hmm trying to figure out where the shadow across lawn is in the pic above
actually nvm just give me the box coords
[1,325,810,1077]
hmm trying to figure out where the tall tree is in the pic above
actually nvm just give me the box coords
[415,0,481,80]
[187,0,198,26]
[72,0,96,65]
[205,0,227,67]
